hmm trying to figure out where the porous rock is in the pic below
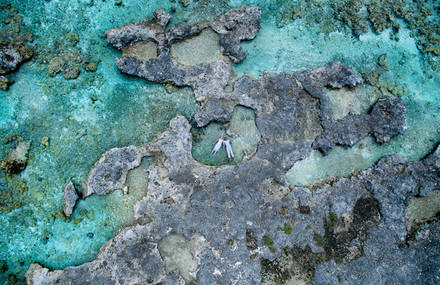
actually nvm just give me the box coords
[0,75,12,90]
[82,145,142,197]
[312,96,407,154]
[27,6,438,285]
[27,115,440,284]
[107,9,401,164]
[62,181,79,217]
[0,42,33,75]
[26,225,166,284]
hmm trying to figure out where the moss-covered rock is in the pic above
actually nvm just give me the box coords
[261,245,325,285]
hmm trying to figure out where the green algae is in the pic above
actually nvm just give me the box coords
[263,234,277,253]
[277,223,293,235]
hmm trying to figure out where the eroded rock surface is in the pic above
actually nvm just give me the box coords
[28,116,439,285]
[0,42,32,75]
[62,181,79,217]
[27,6,438,285]
[82,146,142,197]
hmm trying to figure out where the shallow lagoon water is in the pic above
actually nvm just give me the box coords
[0,0,439,283]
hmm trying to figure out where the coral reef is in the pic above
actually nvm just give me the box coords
[39,32,99,80]
[332,0,440,61]
[0,4,33,90]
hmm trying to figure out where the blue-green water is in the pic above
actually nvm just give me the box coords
[0,0,439,283]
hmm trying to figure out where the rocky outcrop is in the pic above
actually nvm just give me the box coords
[62,181,78,217]
[105,9,405,168]
[27,116,440,284]
[28,6,437,285]
[312,96,407,154]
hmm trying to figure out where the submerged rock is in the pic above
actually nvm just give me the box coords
[0,75,12,90]
[0,42,32,75]
[157,234,206,283]
[1,139,30,175]
[46,48,99,80]
[62,181,78,217]
[0,42,32,89]
[0,5,34,89]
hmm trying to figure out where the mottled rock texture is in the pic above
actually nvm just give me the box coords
[0,42,32,75]
[26,6,438,285]
[27,116,439,285]
[82,146,142,197]
[62,181,78,217]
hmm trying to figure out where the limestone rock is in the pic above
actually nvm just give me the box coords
[209,6,262,63]
[26,226,166,284]
[62,181,79,217]
[312,96,407,154]
[26,115,440,285]
[27,7,438,285]
[370,96,407,143]
[82,145,142,197]
[153,8,172,27]
[25,264,63,285]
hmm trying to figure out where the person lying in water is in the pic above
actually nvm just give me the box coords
[211,137,234,159]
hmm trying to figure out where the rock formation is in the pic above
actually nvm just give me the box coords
[25,7,438,285]
[62,181,79,217]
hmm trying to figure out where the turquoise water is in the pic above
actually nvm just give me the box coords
[0,0,439,283]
